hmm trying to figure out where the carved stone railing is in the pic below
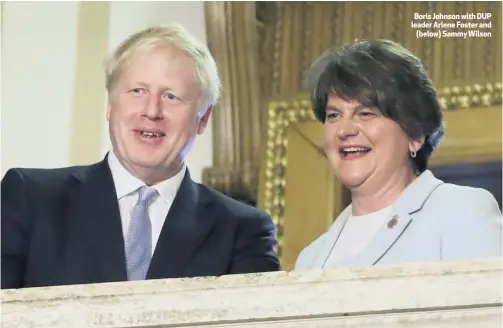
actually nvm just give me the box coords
[1,258,501,327]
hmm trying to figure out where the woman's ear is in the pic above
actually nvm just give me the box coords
[409,136,425,153]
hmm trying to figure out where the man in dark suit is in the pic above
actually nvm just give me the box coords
[1,25,279,289]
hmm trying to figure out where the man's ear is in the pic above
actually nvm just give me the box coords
[197,106,213,135]
[106,92,113,121]
[106,102,112,121]
[409,135,426,153]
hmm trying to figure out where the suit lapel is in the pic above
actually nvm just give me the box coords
[340,210,413,267]
[340,170,444,267]
[69,158,127,282]
[147,172,216,279]
[312,206,352,268]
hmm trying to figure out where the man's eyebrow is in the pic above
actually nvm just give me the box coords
[130,82,178,93]
[136,81,150,87]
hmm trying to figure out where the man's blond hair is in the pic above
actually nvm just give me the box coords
[105,24,221,110]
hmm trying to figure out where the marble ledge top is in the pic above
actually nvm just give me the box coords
[2,257,501,304]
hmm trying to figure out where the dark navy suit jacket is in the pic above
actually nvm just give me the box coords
[1,157,279,289]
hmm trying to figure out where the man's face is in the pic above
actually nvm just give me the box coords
[107,45,212,184]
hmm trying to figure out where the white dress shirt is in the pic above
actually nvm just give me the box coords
[107,151,186,255]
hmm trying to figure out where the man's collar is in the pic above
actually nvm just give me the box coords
[154,165,187,203]
[107,150,186,201]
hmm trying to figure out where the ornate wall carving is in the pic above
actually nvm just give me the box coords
[204,1,502,206]
[259,1,502,97]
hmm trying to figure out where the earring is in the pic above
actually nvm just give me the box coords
[410,150,417,158]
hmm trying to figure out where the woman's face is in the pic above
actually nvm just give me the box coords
[323,94,423,191]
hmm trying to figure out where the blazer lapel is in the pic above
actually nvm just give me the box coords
[312,206,352,268]
[340,170,444,267]
[68,158,127,282]
[147,171,216,279]
[340,210,413,267]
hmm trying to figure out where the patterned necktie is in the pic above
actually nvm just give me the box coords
[125,186,159,281]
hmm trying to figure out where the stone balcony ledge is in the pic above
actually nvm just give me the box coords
[1,258,501,327]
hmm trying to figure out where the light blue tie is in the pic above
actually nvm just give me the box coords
[125,186,159,281]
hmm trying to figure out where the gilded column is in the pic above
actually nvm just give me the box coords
[204,2,263,202]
